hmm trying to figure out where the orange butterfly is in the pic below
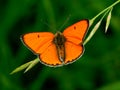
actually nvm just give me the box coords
[21,19,89,67]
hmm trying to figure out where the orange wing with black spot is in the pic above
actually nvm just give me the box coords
[21,32,62,66]
[63,20,89,64]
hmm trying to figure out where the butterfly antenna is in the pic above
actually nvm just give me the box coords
[59,14,71,31]
[40,19,57,32]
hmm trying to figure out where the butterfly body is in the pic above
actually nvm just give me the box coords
[21,19,89,67]
[53,31,66,63]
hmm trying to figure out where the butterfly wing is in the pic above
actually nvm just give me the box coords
[64,41,84,64]
[21,32,62,66]
[63,19,89,44]
[63,19,89,63]
[21,32,54,54]
[40,43,62,66]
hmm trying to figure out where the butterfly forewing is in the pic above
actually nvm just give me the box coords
[63,20,89,44]
[22,32,54,54]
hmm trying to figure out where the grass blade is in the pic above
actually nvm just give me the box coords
[105,8,113,33]
[84,10,109,45]
[10,61,33,74]
[24,58,40,73]
[83,19,102,45]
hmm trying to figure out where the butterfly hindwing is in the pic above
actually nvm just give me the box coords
[40,43,62,66]
[64,41,84,64]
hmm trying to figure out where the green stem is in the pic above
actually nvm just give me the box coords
[90,0,120,24]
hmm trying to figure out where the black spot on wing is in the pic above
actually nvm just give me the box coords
[37,34,40,38]
[74,26,76,30]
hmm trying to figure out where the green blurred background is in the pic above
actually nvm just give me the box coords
[0,0,120,90]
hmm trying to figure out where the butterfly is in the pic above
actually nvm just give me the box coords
[21,19,89,67]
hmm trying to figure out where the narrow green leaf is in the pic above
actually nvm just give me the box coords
[10,61,33,75]
[24,58,40,73]
[83,20,102,45]
[105,8,113,33]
